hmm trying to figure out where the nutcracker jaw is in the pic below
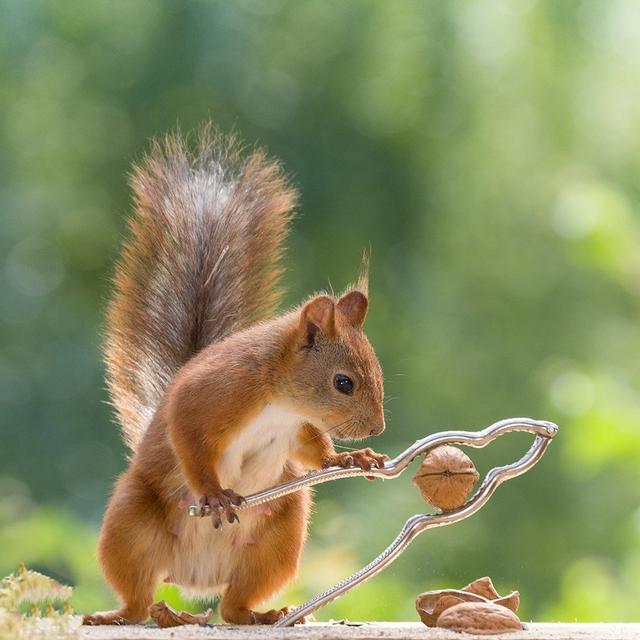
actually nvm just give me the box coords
[187,418,558,627]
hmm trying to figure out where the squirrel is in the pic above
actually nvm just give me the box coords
[83,126,387,626]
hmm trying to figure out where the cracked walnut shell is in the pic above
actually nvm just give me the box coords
[412,445,479,510]
[416,577,520,627]
[437,601,523,634]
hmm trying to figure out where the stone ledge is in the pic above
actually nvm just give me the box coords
[80,622,640,640]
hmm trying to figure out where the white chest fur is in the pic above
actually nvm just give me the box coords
[169,403,309,594]
[216,402,307,496]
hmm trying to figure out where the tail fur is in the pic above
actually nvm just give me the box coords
[105,127,297,451]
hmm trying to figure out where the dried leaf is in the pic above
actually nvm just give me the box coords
[149,601,212,628]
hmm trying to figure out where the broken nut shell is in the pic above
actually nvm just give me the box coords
[416,589,486,626]
[416,576,520,627]
[436,601,524,634]
[463,576,500,600]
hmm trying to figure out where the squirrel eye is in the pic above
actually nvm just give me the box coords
[333,374,354,395]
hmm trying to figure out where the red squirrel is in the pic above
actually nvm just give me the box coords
[83,127,387,626]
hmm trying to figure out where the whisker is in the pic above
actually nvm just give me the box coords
[336,421,362,443]
[301,417,354,444]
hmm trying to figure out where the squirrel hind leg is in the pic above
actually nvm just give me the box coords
[86,477,172,625]
[219,491,310,625]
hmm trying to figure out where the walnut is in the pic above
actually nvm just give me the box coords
[412,445,479,510]
[416,576,520,628]
[437,601,523,634]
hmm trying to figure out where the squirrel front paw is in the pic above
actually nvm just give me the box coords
[322,448,389,474]
[198,489,245,528]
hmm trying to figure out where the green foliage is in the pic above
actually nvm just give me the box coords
[1,0,639,623]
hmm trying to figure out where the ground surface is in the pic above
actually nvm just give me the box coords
[79,622,640,640]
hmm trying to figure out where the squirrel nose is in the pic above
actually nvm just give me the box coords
[369,421,385,436]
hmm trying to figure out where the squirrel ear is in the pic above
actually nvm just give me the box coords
[300,295,335,348]
[337,290,368,328]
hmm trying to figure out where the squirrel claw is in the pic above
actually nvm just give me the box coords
[198,489,244,528]
[223,489,246,507]
[324,448,389,475]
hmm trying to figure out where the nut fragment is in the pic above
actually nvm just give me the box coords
[493,591,520,613]
[461,576,520,613]
[463,576,500,600]
[149,600,213,628]
[416,589,486,626]
[437,601,523,634]
[416,577,520,628]
[412,445,479,510]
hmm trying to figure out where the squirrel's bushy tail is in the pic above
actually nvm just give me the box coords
[105,127,296,451]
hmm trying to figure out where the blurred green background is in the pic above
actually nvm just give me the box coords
[1,0,640,624]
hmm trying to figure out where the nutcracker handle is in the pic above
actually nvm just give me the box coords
[188,417,558,515]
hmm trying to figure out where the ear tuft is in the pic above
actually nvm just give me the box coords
[300,295,335,348]
[355,251,369,298]
[337,290,368,328]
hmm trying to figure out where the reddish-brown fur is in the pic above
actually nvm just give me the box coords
[85,128,386,626]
